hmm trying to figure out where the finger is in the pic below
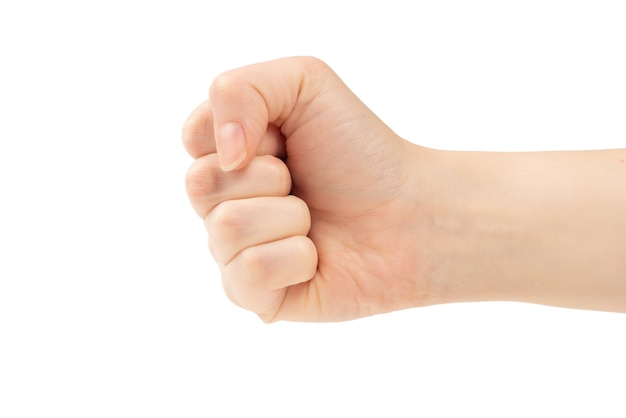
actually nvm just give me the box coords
[208,56,349,171]
[185,154,291,218]
[182,100,286,159]
[206,196,311,265]
[221,235,318,319]
[181,100,213,159]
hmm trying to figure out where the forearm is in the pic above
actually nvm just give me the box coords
[426,148,626,312]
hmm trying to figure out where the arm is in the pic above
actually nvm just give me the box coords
[424,148,626,312]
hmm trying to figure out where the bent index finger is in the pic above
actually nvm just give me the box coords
[182,100,286,159]
[182,100,213,159]
[209,56,337,171]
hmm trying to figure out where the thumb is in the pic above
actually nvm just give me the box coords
[208,56,330,171]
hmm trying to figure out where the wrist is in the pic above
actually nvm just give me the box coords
[414,149,531,307]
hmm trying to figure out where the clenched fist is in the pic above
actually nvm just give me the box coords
[183,57,435,322]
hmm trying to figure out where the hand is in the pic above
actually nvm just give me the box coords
[184,57,626,320]
[183,57,435,322]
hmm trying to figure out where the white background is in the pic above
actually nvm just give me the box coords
[1,1,625,416]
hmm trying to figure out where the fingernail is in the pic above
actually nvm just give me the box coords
[217,123,247,171]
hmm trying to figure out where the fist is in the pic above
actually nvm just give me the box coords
[186,153,317,319]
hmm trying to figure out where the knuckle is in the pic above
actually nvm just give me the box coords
[286,196,311,230]
[237,246,276,290]
[209,71,243,100]
[292,236,318,278]
[296,197,312,224]
[181,116,194,150]
[263,156,292,194]
[182,100,217,160]
[221,247,261,297]
[300,56,329,71]
[239,245,266,282]
[222,249,280,319]
[296,56,334,80]
[295,235,315,258]
[206,200,248,243]
[185,155,223,214]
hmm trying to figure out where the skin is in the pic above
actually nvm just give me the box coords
[183,56,626,322]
